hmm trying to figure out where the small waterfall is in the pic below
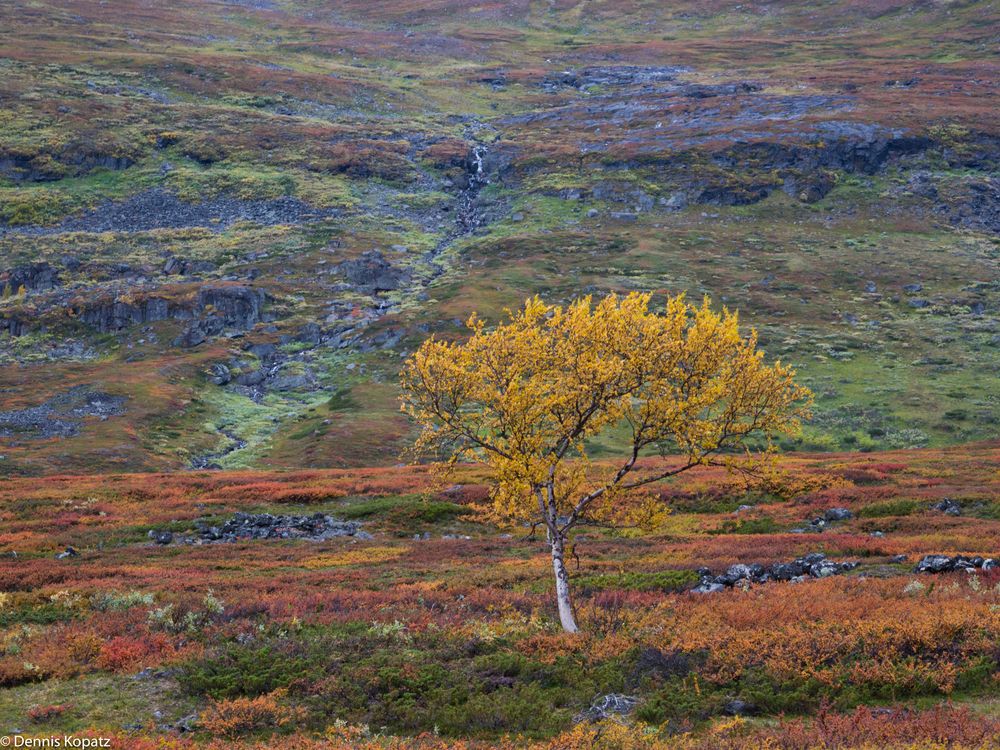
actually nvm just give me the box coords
[470,145,488,187]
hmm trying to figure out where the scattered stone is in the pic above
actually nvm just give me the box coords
[693,553,858,592]
[575,693,638,723]
[0,386,126,440]
[173,715,199,733]
[794,507,853,533]
[177,513,365,544]
[133,667,176,680]
[932,498,962,516]
[693,581,726,594]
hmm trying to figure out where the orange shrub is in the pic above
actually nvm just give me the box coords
[200,689,305,738]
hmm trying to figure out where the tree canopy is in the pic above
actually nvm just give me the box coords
[400,292,812,631]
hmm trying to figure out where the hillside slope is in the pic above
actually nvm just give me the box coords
[0,0,998,474]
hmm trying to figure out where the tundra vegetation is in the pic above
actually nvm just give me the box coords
[0,0,998,747]
[1,451,1000,747]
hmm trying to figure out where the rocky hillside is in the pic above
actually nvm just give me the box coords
[0,0,997,474]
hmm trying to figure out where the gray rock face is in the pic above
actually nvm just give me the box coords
[810,561,842,578]
[75,285,265,342]
[0,145,136,183]
[942,176,1000,234]
[783,171,835,203]
[0,317,31,337]
[80,297,177,332]
[1,188,333,235]
[1,262,60,294]
[196,286,265,329]
[336,250,411,293]
[691,581,726,594]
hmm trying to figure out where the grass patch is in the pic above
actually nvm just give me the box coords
[858,499,923,518]
[575,570,699,593]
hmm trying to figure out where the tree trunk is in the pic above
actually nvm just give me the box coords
[550,535,579,633]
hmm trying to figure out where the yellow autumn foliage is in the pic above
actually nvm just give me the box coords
[401,291,811,526]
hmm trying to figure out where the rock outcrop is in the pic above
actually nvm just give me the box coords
[74,285,265,340]
[1,262,60,294]
[336,250,411,293]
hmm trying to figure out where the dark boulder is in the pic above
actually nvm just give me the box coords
[174,324,207,348]
[575,694,638,723]
[932,498,962,516]
[824,507,854,522]
[770,561,807,581]
[723,699,758,717]
[336,250,411,293]
[150,530,173,545]
[915,555,956,573]
[208,363,231,385]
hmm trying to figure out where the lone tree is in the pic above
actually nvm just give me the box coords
[400,292,811,633]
